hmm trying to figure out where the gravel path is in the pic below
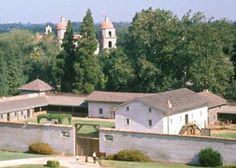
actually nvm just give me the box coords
[0,156,100,168]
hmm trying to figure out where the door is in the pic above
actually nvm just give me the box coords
[7,113,10,121]
[185,114,189,125]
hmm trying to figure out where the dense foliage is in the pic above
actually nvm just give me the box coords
[106,150,151,162]
[199,147,223,167]
[0,8,236,99]
[28,142,54,155]
[46,160,60,168]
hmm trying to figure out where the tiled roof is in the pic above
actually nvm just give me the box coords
[18,79,53,92]
[198,90,226,108]
[117,88,207,114]
[0,96,47,114]
[0,93,86,114]
[46,93,86,107]
[85,91,151,103]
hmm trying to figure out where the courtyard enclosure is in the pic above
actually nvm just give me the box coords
[99,128,236,164]
[0,122,75,155]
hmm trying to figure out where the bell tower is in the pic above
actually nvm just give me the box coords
[100,17,117,50]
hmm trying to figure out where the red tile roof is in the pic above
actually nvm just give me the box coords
[85,91,151,103]
[18,79,53,92]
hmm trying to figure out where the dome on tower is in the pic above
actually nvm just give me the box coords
[57,16,67,30]
[101,17,114,29]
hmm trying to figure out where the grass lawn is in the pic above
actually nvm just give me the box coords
[73,118,114,137]
[211,131,236,139]
[99,160,203,168]
[0,151,45,161]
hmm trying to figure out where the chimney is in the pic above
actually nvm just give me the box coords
[168,99,173,109]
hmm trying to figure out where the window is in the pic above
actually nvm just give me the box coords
[170,118,173,125]
[108,31,112,37]
[126,106,129,111]
[61,131,70,137]
[15,112,17,116]
[149,108,152,112]
[191,113,194,119]
[0,114,3,119]
[200,111,202,117]
[27,110,30,118]
[148,120,152,126]
[180,116,182,122]
[125,118,130,125]
[108,41,112,48]
[99,108,103,115]
[104,135,113,141]
[21,111,23,115]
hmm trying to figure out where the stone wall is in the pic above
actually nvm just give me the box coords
[0,122,75,155]
[99,128,236,164]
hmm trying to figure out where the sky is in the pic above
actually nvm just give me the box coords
[0,0,235,23]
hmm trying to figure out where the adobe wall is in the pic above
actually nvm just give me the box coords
[99,128,236,164]
[0,122,75,155]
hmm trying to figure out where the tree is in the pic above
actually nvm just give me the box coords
[122,8,235,95]
[100,48,134,91]
[55,21,76,92]
[73,9,104,93]
[0,51,8,96]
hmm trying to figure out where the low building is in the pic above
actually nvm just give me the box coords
[18,79,53,94]
[85,91,151,119]
[115,88,208,135]
[198,90,227,125]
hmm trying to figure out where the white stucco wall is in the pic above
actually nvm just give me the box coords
[88,101,120,119]
[101,28,117,49]
[163,106,208,134]
[115,101,164,133]
[115,100,208,135]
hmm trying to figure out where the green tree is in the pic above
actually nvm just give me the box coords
[123,8,234,95]
[55,21,76,92]
[73,9,104,93]
[0,51,8,96]
[100,48,134,91]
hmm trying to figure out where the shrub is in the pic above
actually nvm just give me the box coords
[199,147,223,167]
[37,113,72,124]
[46,160,60,168]
[106,150,151,162]
[28,142,54,155]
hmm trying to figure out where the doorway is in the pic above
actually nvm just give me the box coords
[185,114,189,125]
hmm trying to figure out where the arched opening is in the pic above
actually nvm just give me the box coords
[108,31,112,37]
[108,41,112,48]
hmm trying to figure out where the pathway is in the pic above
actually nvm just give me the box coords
[0,156,100,168]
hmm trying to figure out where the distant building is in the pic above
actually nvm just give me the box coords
[45,25,52,35]
[85,91,150,119]
[100,17,117,50]
[18,79,53,95]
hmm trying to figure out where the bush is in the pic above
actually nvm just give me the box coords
[37,113,72,124]
[46,160,60,168]
[220,166,236,168]
[199,147,223,167]
[106,150,151,162]
[28,142,54,155]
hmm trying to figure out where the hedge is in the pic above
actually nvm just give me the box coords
[37,113,72,124]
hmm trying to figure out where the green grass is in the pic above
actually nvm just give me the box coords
[99,160,203,168]
[0,151,45,161]
[211,132,236,139]
[73,119,114,137]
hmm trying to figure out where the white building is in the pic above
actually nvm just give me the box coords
[85,91,151,119]
[100,17,117,49]
[115,88,208,135]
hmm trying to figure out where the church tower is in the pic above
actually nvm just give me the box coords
[57,17,67,46]
[100,17,117,50]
